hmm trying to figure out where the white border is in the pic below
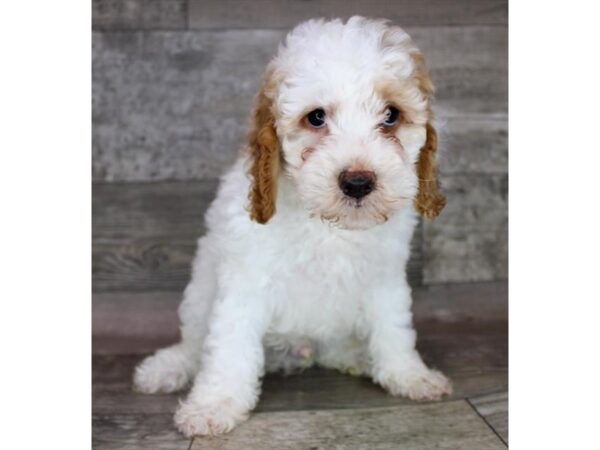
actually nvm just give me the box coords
[511,1,600,448]
[0,1,91,448]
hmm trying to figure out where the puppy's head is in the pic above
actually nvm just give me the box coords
[248,17,445,229]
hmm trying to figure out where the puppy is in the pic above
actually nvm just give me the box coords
[133,16,451,437]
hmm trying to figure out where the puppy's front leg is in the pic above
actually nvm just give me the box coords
[366,280,452,401]
[174,292,270,437]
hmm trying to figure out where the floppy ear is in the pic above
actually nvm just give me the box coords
[410,51,446,219]
[414,123,446,219]
[247,74,281,224]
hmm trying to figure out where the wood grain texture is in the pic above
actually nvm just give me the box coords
[92,181,424,292]
[470,391,508,444]
[93,413,191,449]
[92,291,181,354]
[92,0,188,30]
[188,0,508,29]
[92,180,216,292]
[441,115,507,175]
[412,281,508,323]
[92,403,504,450]
[92,27,507,182]
[188,401,505,449]
[423,173,508,284]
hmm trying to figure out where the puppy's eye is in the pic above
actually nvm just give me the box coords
[306,108,326,128]
[382,106,400,127]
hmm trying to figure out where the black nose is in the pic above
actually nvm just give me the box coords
[338,170,375,200]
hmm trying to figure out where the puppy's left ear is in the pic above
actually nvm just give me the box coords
[411,51,446,219]
[414,123,446,219]
[247,70,281,224]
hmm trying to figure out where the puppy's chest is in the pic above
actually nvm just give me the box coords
[265,230,393,335]
[275,230,382,287]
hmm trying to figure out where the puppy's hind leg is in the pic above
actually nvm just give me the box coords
[133,237,217,394]
[264,335,316,374]
[316,337,371,377]
[133,341,197,394]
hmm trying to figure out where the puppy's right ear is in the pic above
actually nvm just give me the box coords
[247,71,281,224]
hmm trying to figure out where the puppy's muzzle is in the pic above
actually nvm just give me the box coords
[338,170,375,200]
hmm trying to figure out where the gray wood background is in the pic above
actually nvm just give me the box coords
[92,0,508,293]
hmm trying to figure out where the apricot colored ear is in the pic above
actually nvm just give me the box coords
[247,79,281,224]
[414,123,446,219]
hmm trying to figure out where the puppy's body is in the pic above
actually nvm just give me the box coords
[134,17,451,436]
[193,158,416,347]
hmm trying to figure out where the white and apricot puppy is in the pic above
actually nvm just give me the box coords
[133,16,451,437]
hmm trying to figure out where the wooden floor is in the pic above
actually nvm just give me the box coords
[92,282,508,449]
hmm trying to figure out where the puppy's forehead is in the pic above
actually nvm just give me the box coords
[274,18,417,116]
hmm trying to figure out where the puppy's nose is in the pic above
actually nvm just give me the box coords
[338,170,375,200]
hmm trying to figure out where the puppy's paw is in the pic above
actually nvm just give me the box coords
[133,352,191,394]
[382,368,452,401]
[174,400,248,437]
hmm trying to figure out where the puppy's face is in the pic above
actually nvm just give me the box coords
[248,18,445,229]
[278,77,429,230]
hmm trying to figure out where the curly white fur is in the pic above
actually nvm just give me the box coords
[134,16,451,437]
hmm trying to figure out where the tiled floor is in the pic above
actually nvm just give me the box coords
[92,282,508,449]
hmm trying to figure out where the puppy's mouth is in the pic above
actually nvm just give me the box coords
[318,197,391,230]
[347,197,366,210]
[317,187,413,230]
[342,190,379,209]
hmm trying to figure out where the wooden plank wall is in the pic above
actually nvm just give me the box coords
[92,0,508,293]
